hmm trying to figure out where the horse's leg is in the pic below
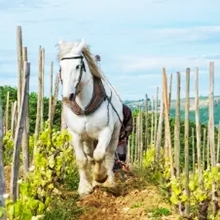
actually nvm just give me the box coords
[93,127,112,183]
[83,140,95,180]
[70,131,93,197]
[103,125,120,188]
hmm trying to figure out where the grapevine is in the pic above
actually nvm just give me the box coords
[3,124,78,220]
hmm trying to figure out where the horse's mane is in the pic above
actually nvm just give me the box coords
[57,41,103,79]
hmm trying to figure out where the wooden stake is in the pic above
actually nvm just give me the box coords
[10,62,30,201]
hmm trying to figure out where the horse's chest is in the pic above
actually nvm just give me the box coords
[66,112,102,136]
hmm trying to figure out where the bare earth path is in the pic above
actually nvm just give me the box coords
[77,171,180,220]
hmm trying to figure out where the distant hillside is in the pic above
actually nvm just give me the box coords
[123,96,220,126]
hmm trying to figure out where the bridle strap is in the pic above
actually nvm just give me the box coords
[61,56,83,60]
[60,55,86,96]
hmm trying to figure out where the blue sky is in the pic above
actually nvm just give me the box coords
[1,0,220,101]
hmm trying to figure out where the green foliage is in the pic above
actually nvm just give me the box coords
[142,145,156,168]
[0,86,62,134]
[2,131,14,165]
[168,166,220,217]
[4,126,80,220]
[0,207,4,218]
[170,104,220,126]
[0,86,17,111]
[131,202,143,209]
[131,110,218,172]
[135,146,163,184]
[151,207,171,217]
[44,194,84,220]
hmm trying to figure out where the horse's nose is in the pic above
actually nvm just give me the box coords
[69,93,75,101]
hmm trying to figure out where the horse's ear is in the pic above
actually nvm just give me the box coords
[73,38,86,54]
[58,39,63,45]
[79,38,86,47]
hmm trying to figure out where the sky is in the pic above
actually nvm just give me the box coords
[1,0,220,101]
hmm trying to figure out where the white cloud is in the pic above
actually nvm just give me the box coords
[118,74,161,80]
[117,55,220,73]
[136,26,220,43]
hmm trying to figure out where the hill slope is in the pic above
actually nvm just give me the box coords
[125,96,220,126]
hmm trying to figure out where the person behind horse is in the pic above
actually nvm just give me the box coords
[115,104,133,165]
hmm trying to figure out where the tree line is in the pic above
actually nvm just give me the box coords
[0,86,62,134]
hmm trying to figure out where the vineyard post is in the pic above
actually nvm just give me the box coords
[126,134,131,165]
[202,128,206,170]
[195,67,203,186]
[139,106,143,167]
[217,122,220,163]
[207,129,210,170]
[48,62,53,129]
[16,26,23,112]
[192,127,195,175]
[40,48,45,132]
[155,80,164,165]
[150,97,154,145]
[10,62,30,202]
[137,106,141,166]
[174,72,181,177]
[34,46,43,155]
[22,47,29,176]
[10,102,17,138]
[184,68,190,217]
[0,88,6,219]
[208,62,219,215]
[145,94,149,151]
[134,112,139,163]
[162,68,174,177]
[168,73,173,109]
[130,116,135,165]
[5,91,10,133]
[51,74,60,123]
[154,87,159,145]
[209,62,215,165]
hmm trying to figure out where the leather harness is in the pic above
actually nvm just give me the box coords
[62,76,108,116]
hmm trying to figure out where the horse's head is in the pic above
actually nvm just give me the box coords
[59,38,87,100]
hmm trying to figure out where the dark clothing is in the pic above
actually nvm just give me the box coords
[116,104,133,164]
[119,104,133,144]
[117,142,127,162]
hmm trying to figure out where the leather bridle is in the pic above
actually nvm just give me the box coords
[59,55,86,99]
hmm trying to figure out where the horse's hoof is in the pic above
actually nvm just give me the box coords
[78,188,93,199]
[95,174,108,183]
[92,180,102,188]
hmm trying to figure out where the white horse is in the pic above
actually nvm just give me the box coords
[57,39,123,197]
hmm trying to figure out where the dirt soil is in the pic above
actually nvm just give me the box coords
[4,165,11,193]
[77,171,180,220]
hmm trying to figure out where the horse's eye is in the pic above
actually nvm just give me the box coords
[76,65,80,70]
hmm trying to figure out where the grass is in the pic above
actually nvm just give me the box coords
[145,207,172,220]
[131,202,143,209]
[44,193,85,220]
[44,165,84,220]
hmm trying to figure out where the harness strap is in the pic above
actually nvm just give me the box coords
[105,95,125,130]
[63,77,107,115]
[106,91,112,125]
